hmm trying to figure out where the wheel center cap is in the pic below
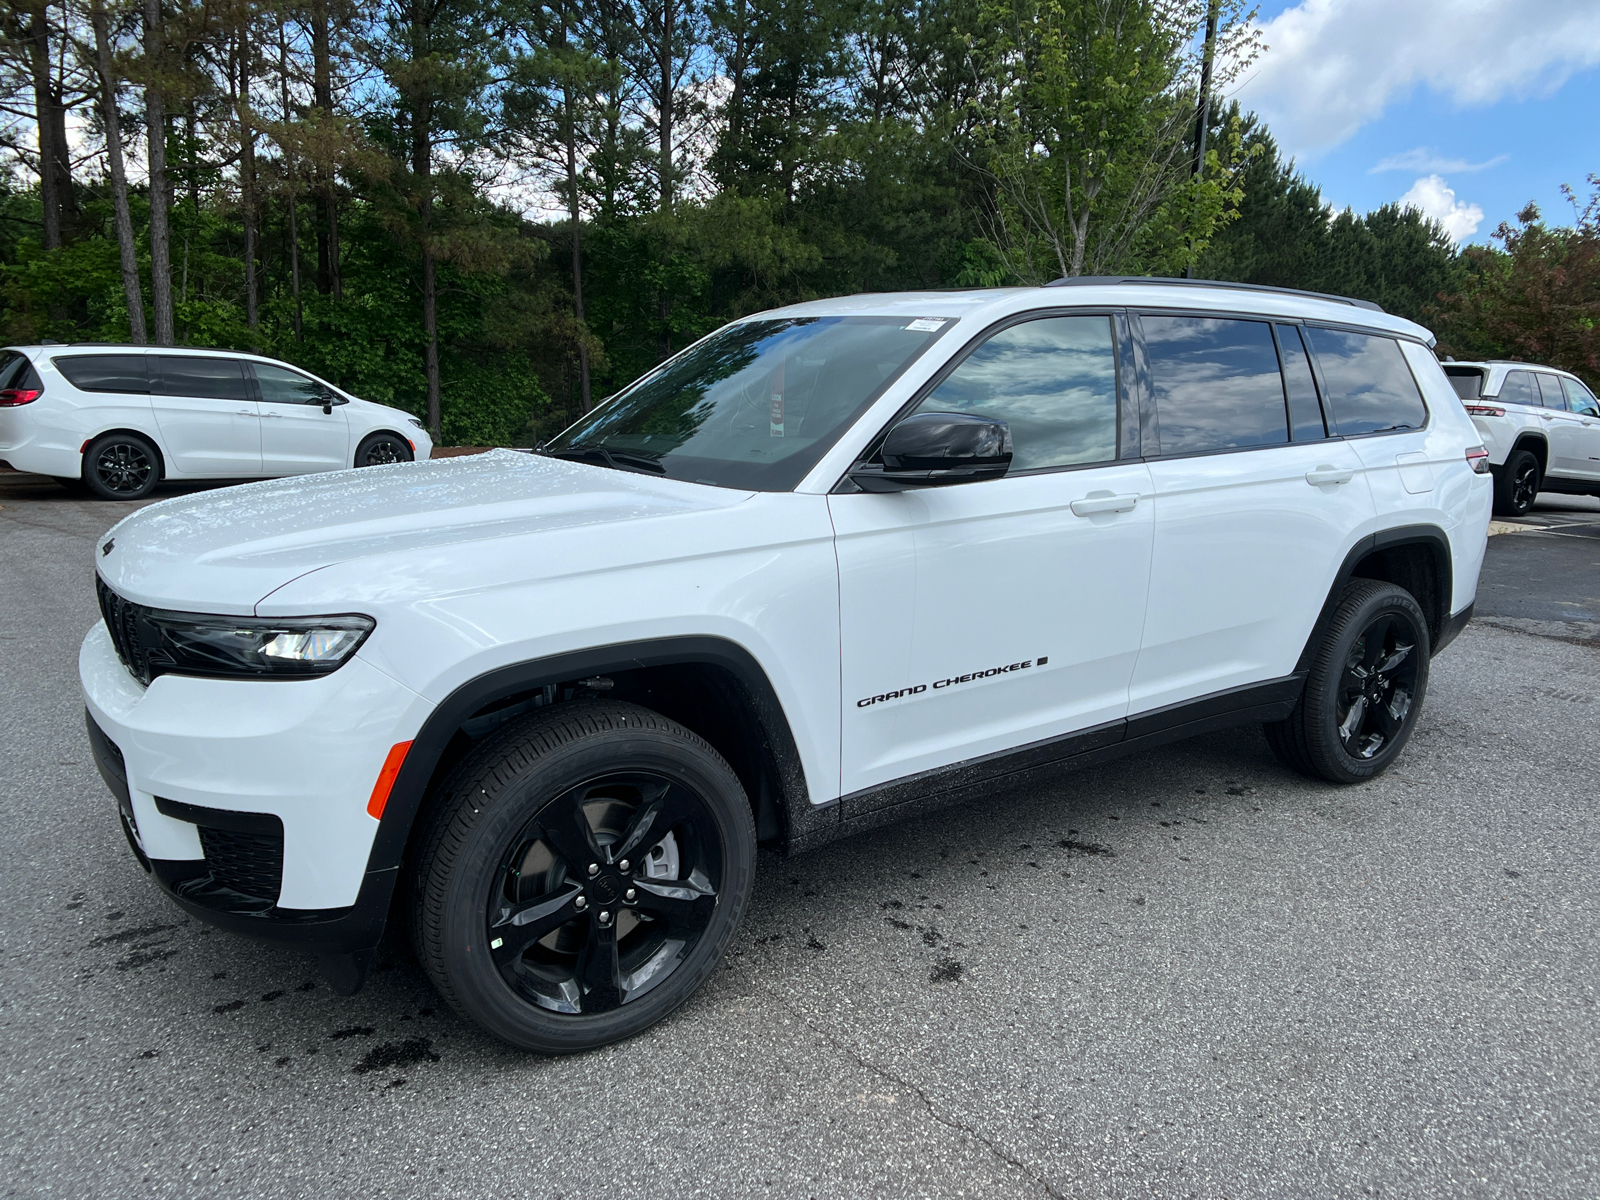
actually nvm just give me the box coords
[591,874,619,904]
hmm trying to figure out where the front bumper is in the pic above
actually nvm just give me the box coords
[79,622,433,954]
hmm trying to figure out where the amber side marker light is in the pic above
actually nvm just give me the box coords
[367,741,413,819]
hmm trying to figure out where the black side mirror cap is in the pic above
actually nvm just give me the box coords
[848,411,1013,492]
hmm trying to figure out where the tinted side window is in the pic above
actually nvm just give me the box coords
[53,354,150,394]
[154,356,250,401]
[0,351,29,389]
[1303,328,1427,435]
[1141,316,1287,455]
[915,315,1118,471]
[1535,374,1567,409]
[1562,377,1600,418]
[253,362,327,404]
[1443,368,1484,400]
[1274,324,1326,441]
[1497,370,1539,408]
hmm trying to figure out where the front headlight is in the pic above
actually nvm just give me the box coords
[407,417,425,430]
[141,611,375,681]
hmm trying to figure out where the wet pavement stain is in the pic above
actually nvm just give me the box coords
[1057,839,1113,856]
[213,999,246,1014]
[352,1038,440,1075]
[89,922,177,947]
[329,1025,376,1040]
[929,959,964,984]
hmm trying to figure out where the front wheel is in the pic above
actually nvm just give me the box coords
[1264,579,1431,784]
[354,432,414,467]
[409,701,756,1053]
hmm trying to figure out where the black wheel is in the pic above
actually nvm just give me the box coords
[354,432,413,467]
[1264,579,1430,784]
[82,432,159,500]
[410,701,756,1053]
[1493,448,1540,516]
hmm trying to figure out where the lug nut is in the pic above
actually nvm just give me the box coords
[598,910,613,926]
[587,862,599,877]
[625,888,637,902]
[619,859,630,872]
[574,895,588,911]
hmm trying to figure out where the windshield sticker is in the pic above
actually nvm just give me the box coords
[856,656,1049,708]
[904,318,947,332]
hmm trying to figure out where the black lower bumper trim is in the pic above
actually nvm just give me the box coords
[1434,602,1474,655]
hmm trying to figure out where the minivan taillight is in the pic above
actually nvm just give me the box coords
[1464,404,1505,417]
[1465,445,1491,474]
[0,388,41,406]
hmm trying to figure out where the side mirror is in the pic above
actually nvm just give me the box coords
[848,411,1013,493]
[320,389,349,415]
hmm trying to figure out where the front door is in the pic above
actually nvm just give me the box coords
[252,362,350,474]
[1538,372,1592,481]
[1559,376,1600,482]
[149,356,262,477]
[832,313,1153,799]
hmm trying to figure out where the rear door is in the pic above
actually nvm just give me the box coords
[1559,376,1600,482]
[149,356,262,476]
[1129,315,1377,713]
[251,361,349,474]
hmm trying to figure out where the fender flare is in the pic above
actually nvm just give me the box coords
[81,427,168,480]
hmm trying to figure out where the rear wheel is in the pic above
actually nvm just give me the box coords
[82,432,159,500]
[354,432,413,467]
[410,701,756,1053]
[1493,447,1540,516]
[1265,579,1430,784]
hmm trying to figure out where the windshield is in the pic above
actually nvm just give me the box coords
[1443,367,1484,400]
[544,315,952,491]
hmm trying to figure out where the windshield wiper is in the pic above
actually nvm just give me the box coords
[544,444,667,475]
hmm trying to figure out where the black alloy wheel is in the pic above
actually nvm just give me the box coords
[83,433,159,500]
[1264,579,1430,784]
[355,431,413,467]
[1493,447,1541,516]
[411,701,756,1053]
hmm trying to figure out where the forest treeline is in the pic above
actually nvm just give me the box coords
[1,0,1595,445]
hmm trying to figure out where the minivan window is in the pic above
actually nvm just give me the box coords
[1303,328,1427,436]
[1562,376,1600,418]
[545,316,949,491]
[1535,374,1567,409]
[912,315,1118,471]
[1274,324,1327,441]
[154,356,251,401]
[1497,370,1539,408]
[253,362,328,404]
[53,354,150,394]
[1141,315,1287,455]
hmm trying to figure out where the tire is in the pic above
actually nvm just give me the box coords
[1264,579,1431,785]
[409,700,757,1053]
[354,432,414,467]
[82,432,160,500]
[1492,447,1541,516]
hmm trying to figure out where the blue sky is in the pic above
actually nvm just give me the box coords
[1228,0,1600,246]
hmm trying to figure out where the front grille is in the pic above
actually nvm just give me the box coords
[196,825,284,904]
[96,575,153,685]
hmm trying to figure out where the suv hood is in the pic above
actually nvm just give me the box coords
[96,450,752,613]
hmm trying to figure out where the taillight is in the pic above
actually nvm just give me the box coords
[0,388,41,406]
[1464,404,1505,417]
[1465,445,1492,474]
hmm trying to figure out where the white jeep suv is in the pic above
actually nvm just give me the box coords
[1442,360,1600,515]
[0,344,432,499]
[80,279,1492,1052]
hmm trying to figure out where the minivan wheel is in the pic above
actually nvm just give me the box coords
[354,432,413,467]
[409,701,756,1053]
[82,433,159,500]
[1264,579,1430,785]
[1493,448,1541,516]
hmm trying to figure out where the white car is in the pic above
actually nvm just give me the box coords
[1441,359,1600,516]
[80,279,1492,1052]
[0,344,432,499]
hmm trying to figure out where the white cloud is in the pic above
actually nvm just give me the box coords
[1231,0,1600,158]
[1399,175,1484,240]
[1369,148,1509,175]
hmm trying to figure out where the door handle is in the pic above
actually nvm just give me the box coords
[1305,465,1355,486]
[262,411,284,418]
[237,408,256,416]
[1070,492,1139,516]
[1538,412,1553,421]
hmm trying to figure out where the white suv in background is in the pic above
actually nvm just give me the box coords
[1442,360,1600,515]
[81,278,1492,1053]
[0,345,432,500]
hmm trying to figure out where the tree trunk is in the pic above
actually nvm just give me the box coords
[26,0,61,249]
[239,24,260,346]
[279,21,302,340]
[309,0,340,298]
[144,0,175,344]
[656,0,674,213]
[562,12,591,411]
[413,77,440,437]
[90,0,146,342]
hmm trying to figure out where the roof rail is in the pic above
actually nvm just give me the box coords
[1042,275,1384,313]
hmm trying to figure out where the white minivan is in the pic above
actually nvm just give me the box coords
[0,344,432,499]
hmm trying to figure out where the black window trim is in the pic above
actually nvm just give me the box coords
[832,306,1131,492]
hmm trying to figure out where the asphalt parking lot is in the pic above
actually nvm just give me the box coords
[2,472,1597,1200]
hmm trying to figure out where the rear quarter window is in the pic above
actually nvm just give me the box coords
[53,354,150,394]
[1442,368,1484,400]
[1304,328,1427,436]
